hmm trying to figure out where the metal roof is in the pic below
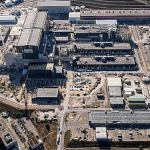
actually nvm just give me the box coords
[0,15,16,21]
[107,77,122,87]
[76,57,135,66]
[110,97,124,105]
[109,87,122,97]
[36,87,58,98]
[28,63,54,71]
[76,43,131,51]
[81,9,150,17]
[34,11,47,29]
[28,29,42,46]
[37,1,70,7]
[23,11,47,29]
[127,95,145,102]
[89,110,150,124]
[96,20,117,25]
[23,12,36,28]
[17,28,42,46]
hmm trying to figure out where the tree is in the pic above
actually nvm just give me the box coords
[139,145,143,150]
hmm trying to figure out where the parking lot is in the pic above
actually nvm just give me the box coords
[11,117,37,147]
[108,128,150,141]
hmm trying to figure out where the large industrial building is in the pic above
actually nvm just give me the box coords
[16,28,43,59]
[80,9,150,21]
[37,1,71,14]
[89,110,150,125]
[0,16,17,24]
[73,56,136,71]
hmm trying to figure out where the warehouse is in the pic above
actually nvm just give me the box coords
[23,11,47,29]
[28,63,54,78]
[110,97,124,107]
[75,43,133,55]
[17,28,42,59]
[107,77,122,87]
[33,87,59,102]
[74,24,116,41]
[0,16,17,24]
[89,110,150,125]
[108,87,122,97]
[96,127,108,141]
[127,95,146,106]
[37,1,71,14]
[74,56,136,71]
[80,9,150,22]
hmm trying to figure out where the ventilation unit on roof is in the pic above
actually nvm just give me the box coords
[98,10,100,13]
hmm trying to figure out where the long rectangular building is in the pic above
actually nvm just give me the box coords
[80,9,150,21]
[17,28,42,59]
[73,56,136,71]
[75,43,133,55]
[89,110,150,125]
[37,1,70,14]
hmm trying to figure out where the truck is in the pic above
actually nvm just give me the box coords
[57,135,60,144]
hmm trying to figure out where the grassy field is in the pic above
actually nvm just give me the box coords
[37,122,58,150]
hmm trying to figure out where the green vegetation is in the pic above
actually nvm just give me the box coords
[64,130,71,148]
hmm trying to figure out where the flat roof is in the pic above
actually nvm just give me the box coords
[37,1,70,7]
[28,63,54,71]
[55,66,63,74]
[81,9,150,17]
[96,20,117,25]
[0,119,17,147]
[127,95,145,102]
[89,110,150,124]
[34,11,47,29]
[109,86,122,97]
[23,11,47,29]
[76,57,135,66]
[76,43,131,50]
[110,97,124,105]
[107,77,122,87]
[23,12,35,29]
[17,28,42,46]
[36,87,58,98]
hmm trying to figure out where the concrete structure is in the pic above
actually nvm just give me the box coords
[110,97,124,107]
[74,56,136,71]
[28,63,54,78]
[96,127,107,141]
[107,77,122,87]
[80,9,150,22]
[108,87,122,97]
[0,119,18,150]
[5,0,13,7]
[75,43,133,56]
[37,1,70,14]
[0,26,10,46]
[0,16,17,24]
[89,110,150,125]
[11,7,20,16]
[17,28,43,59]
[69,12,80,22]
[127,95,146,106]
[23,11,47,29]
[32,87,59,102]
